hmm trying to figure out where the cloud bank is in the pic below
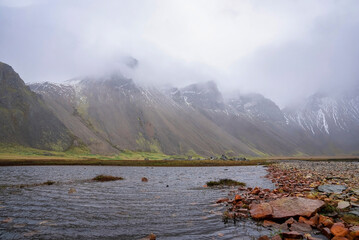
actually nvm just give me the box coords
[1,0,359,106]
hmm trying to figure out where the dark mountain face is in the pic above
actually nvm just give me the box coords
[0,62,73,151]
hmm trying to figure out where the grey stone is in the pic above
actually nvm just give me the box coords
[349,208,359,217]
[317,184,347,193]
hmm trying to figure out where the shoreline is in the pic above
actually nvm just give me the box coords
[0,156,358,167]
[0,159,272,167]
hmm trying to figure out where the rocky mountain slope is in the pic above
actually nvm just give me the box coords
[0,62,73,151]
[29,74,359,156]
[2,61,357,156]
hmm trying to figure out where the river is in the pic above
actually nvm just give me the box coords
[0,166,275,239]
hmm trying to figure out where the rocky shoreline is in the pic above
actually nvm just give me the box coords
[216,161,359,240]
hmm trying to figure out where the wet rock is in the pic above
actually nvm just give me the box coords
[349,226,359,237]
[234,194,242,201]
[289,222,312,233]
[282,231,303,239]
[139,233,156,240]
[321,227,332,239]
[337,201,350,210]
[349,207,359,216]
[141,177,148,182]
[285,217,296,225]
[331,237,348,240]
[270,235,282,240]
[318,215,334,228]
[249,203,273,219]
[305,235,321,240]
[269,197,324,219]
[1,217,13,223]
[258,236,270,240]
[68,188,76,194]
[262,220,277,227]
[318,185,347,194]
[330,222,349,237]
[298,216,316,227]
[216,198,229,204]
[23,231,39,237]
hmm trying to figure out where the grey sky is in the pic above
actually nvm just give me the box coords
[1,0,359,107]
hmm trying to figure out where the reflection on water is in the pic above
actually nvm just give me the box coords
[0,166,275,239]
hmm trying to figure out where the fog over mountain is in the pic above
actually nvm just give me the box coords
[1,0,359,107]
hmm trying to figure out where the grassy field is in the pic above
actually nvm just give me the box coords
[0,143,358,166]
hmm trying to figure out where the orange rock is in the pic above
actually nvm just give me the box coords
[141,177,148,182]
[331,223,349,237]
[321,227,332,239]
[319,215,334,228]
[331,237,348,240]
[282,231,303,239]
[285,217,296,225]
[251,187,260,195]
[349,226,359,237]
[234,194,242,201]
[270,235,282,240]
[249,203,273,219]
[263,220,277,227]
[216,198,229,204]
[258,236,270,240]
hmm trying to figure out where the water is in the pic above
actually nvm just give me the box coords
[0,166,275,239]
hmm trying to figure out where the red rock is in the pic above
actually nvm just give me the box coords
[269,197,325,219]
[331,237,348,240]
[258,236,270,240]
[216,198,229,204]
[290,222,312,233]
[331,223,349,237]
[298,216,317,227]
[349,226,359,237]
[249,203,273,219]
[141,177,148,182]
[234,194,242,201]
[321,227,332,239]
[285,217,296,225]
[270,235,282,240]
[309,214,319,226]
[319,215,334,228]
[263,220,277,227]
[251,187,260,195]
[306,236,322,240]
[282,231,303,239]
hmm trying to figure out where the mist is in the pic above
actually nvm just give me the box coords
[1,0,359,107]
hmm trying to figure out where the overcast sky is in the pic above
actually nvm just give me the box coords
[1,0,359,107]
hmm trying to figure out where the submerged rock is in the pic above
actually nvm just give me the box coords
[318,184,347,193]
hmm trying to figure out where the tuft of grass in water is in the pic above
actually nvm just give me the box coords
[342,214,359,225]
[206,179,246,187]
[43,181,55,185]
[92,175,124,182]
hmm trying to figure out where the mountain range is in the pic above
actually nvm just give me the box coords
[1,61,358,157]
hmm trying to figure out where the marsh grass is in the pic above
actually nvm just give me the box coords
[92,175,124,182]
[206,178,246,187]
